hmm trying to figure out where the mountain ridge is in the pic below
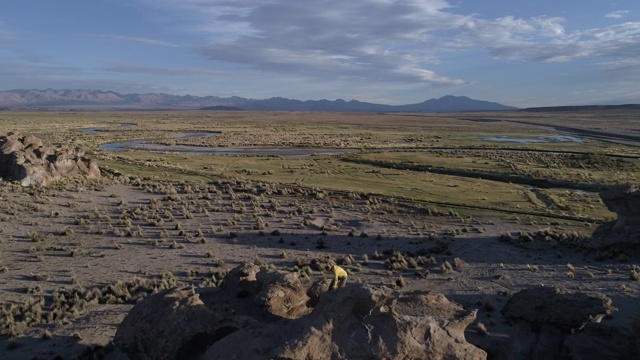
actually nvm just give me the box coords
[0,89,517,112]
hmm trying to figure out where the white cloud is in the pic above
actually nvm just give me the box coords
[122,0,640,101]
[605,10,629,19]
[460,15,640,63]
[187,0,470,86]
[395,66,466,85]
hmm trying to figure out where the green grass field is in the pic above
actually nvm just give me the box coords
[3,109,639,222]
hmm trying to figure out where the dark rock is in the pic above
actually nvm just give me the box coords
[114,286,218,360]
[502,286,614,331]
[562,322,639,360]
[306,278,332,307]
[500,286,617,360]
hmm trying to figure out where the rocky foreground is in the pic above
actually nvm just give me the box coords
[114,262,637,360]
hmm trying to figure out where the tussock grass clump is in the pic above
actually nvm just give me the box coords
[29,231,46,242]
[566,263,576,278]
[441,261,453,274]
[58,226,75,236]
[518,231,533,242]
[69,248,83,257]
[566,263,575,273]
[340,255,355,266]
[498,232,513,243]
[385,252,409,271]
[169,241,185,249]
[315,256,337,272]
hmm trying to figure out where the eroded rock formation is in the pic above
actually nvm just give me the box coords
[500,286,637,360]
[114,263,486,360]
[0,132,100,186]
[589,184,640,247]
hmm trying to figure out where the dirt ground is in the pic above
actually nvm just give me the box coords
[0,177,638,359]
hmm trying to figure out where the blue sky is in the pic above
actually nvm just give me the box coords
[1,0,639,107]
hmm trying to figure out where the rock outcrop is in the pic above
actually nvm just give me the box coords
[113,287,218,360]
[114,263,486,360]
[0,132,100,186]
[589,185,640,247]
[500,286,638,360]
[562,322,639,360]
[502,287,614,331]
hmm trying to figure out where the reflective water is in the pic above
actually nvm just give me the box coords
[99,132,356,158]
[484,135,584,143]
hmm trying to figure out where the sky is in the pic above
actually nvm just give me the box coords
[1,0,639,107]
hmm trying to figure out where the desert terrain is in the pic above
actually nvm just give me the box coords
[0,109,639,359]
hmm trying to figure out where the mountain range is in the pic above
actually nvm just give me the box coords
[0,89,517,112]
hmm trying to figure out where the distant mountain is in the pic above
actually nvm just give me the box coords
[0,89,517,112]
[522,104,640,112]
[200,105,243,111]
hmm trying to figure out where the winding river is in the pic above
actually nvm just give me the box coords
[97,131,358,158]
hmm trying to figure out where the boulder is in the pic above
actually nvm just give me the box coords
[562,322,639,360]
[589,185,640,247]
[306,278,332,307]
[113,286,219,360]
[502,286,614,331]
[500,286,617,360]
[255,270,311,319]
[115,263,486,360]
[0,132,100,186]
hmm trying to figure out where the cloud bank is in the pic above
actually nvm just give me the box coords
[147,0,640,82]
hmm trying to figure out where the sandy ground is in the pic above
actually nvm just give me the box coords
[0,180,638,359]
